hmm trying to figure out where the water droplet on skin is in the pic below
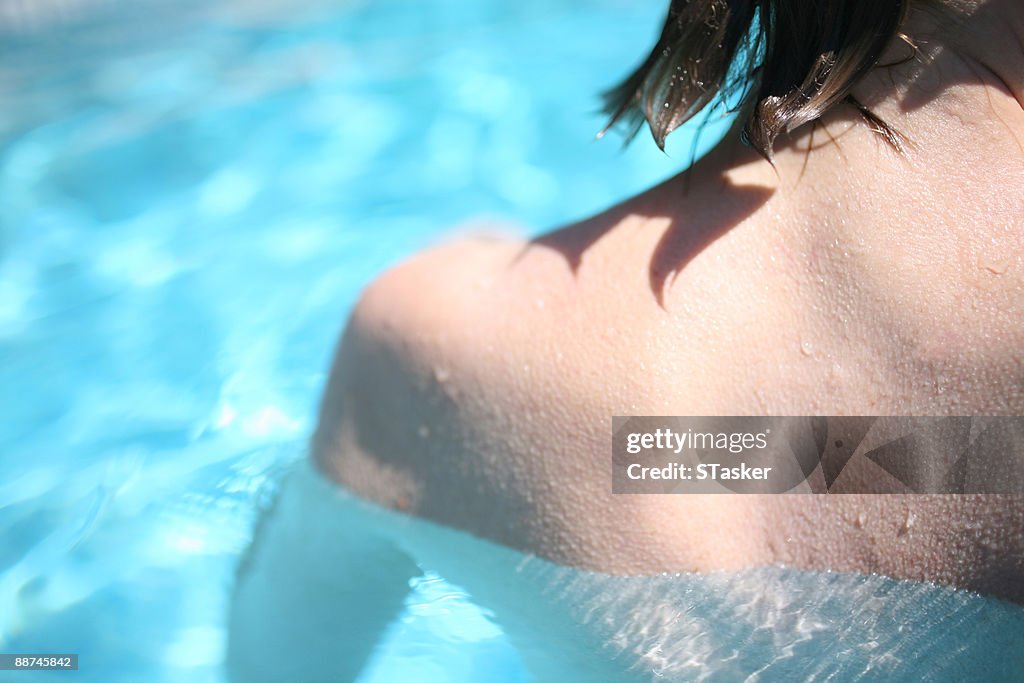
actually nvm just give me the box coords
[800,340,813,356]
[854,511,867,529]
[898,510,916,537]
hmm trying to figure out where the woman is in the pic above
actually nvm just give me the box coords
[231,0,1023,680]
[315,0,1023,598]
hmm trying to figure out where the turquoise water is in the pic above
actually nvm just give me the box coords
[0,0,724,681]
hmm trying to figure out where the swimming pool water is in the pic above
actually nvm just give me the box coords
[0,0,724,680]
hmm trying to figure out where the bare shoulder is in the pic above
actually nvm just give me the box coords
[309,139,1024,597]
[310,188,749,568]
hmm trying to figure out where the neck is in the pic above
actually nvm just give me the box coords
[689,0,1024,237]
[718,1,1012,179]
[922,0,1024,108]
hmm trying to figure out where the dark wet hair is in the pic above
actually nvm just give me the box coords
[603,0,911,158]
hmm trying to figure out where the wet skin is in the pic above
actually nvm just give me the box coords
[314,3,1024,601]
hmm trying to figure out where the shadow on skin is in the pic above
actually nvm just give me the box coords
[527,0,1024,306]
[529,145,775,305]
[886,0,1023,113]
